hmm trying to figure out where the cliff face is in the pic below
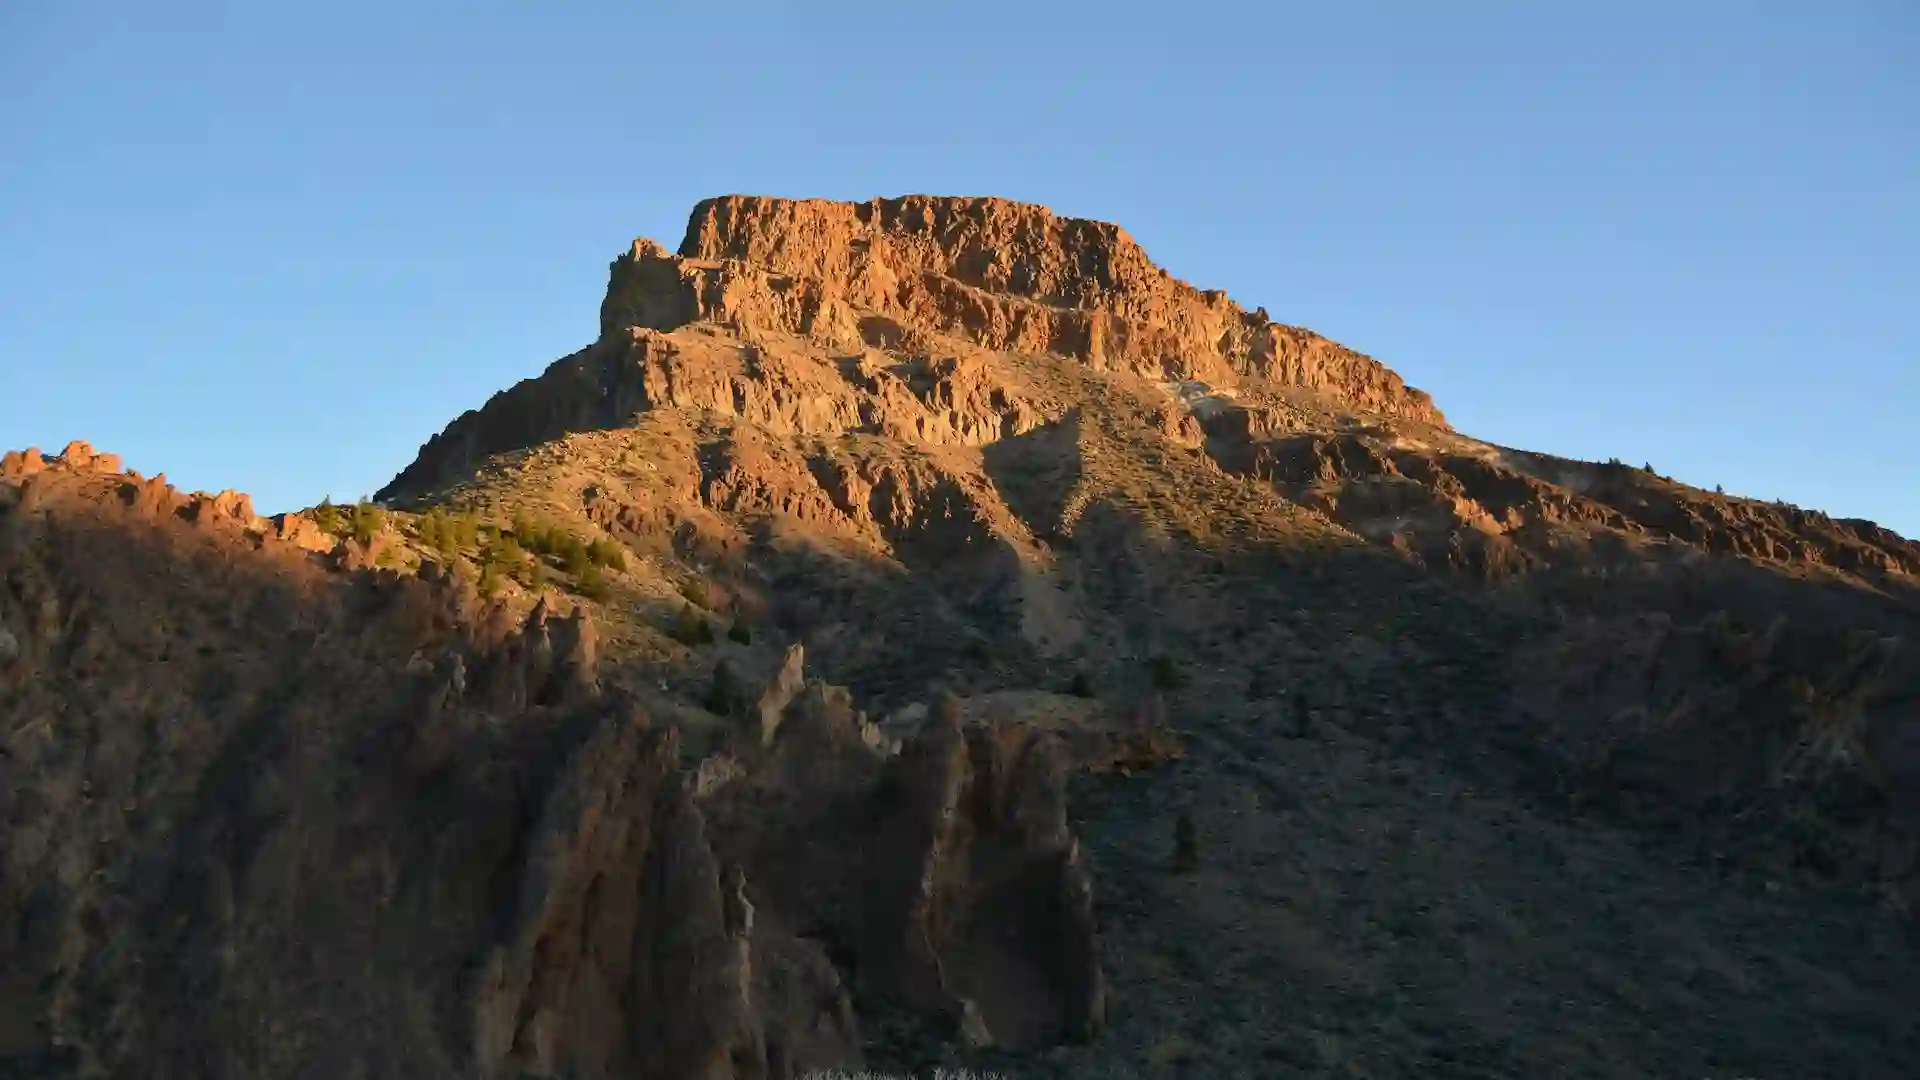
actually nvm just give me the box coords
[383,195,1440,506]
[623,195,1440,421]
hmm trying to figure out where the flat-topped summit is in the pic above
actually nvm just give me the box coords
[677,195,1162,307]
[601,194,1442,425]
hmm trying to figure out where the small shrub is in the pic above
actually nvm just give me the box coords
[575,564,612,602]
[1149,655,1184,690]
[559,535,590,577]
[452,512,481,548]
[1067,671,1096,699]
[586,537,627,570]
[478,562,503,599]
[418,508,459,559]
[512,516,548,554]
[350,501,385,546]
[727,621,753,646]
[312,497,342,536]
[472,533,522,583]
[493,535,525,566]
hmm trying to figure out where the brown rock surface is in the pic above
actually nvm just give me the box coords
[0,445,1169,1078]
[0,447,45,477]
[382,195,1439,502]
[656,196,1439,419]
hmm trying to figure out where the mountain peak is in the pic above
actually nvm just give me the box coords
[596,194,1442,426]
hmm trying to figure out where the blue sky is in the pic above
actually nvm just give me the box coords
[3,2,1915,536]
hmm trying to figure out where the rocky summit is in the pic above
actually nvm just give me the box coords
[4,196,1919,1079]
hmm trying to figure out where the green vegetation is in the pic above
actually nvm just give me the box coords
[349,501,385,546]
[559,537,590,577]
[727,621,753,646]
[1149,655,1184,690]
[574,564,612,602]
[416,508,465,560]
[477,561,504,599]
[312,496,342,536]
[1067,670,1096,699]
[511,515,547,552]
[513,515,584,561]
[507,515,627,592]
[476,533,529,588]
[586,537,626,570]
[491,534,525,567]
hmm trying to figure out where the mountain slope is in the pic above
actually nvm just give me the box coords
[370,195,1920,1076]
[5,195,1918,1079]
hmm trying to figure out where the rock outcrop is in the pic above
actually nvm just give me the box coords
[474,720,766,1080]
[642,195,1440,421]
[0,447,1168,1078]
[866,696,1107,1047]
[381,195,1439,502]
[697,667,1128,1059]
[1203,418,1920,587]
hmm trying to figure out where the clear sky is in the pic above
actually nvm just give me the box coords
[3,2,1915,536]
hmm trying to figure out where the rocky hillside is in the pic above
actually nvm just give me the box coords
[6,195,1920,1079]
[0,443,1169,1079]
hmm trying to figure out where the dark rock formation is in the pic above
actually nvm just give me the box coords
[0,449,1150,1078]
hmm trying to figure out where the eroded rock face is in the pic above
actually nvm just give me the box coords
[1204,422,1920,586]
[272,511,336,552]
[867,697,1107,1046]
[0,452,1159,1078]
[380,195,1440,503]
[475,720,766,1080]
[0,457,700,1078]
[0,447,46,477]
[699,675,1120,1059]
[653,196,1441,424]
[55,440,123,474]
